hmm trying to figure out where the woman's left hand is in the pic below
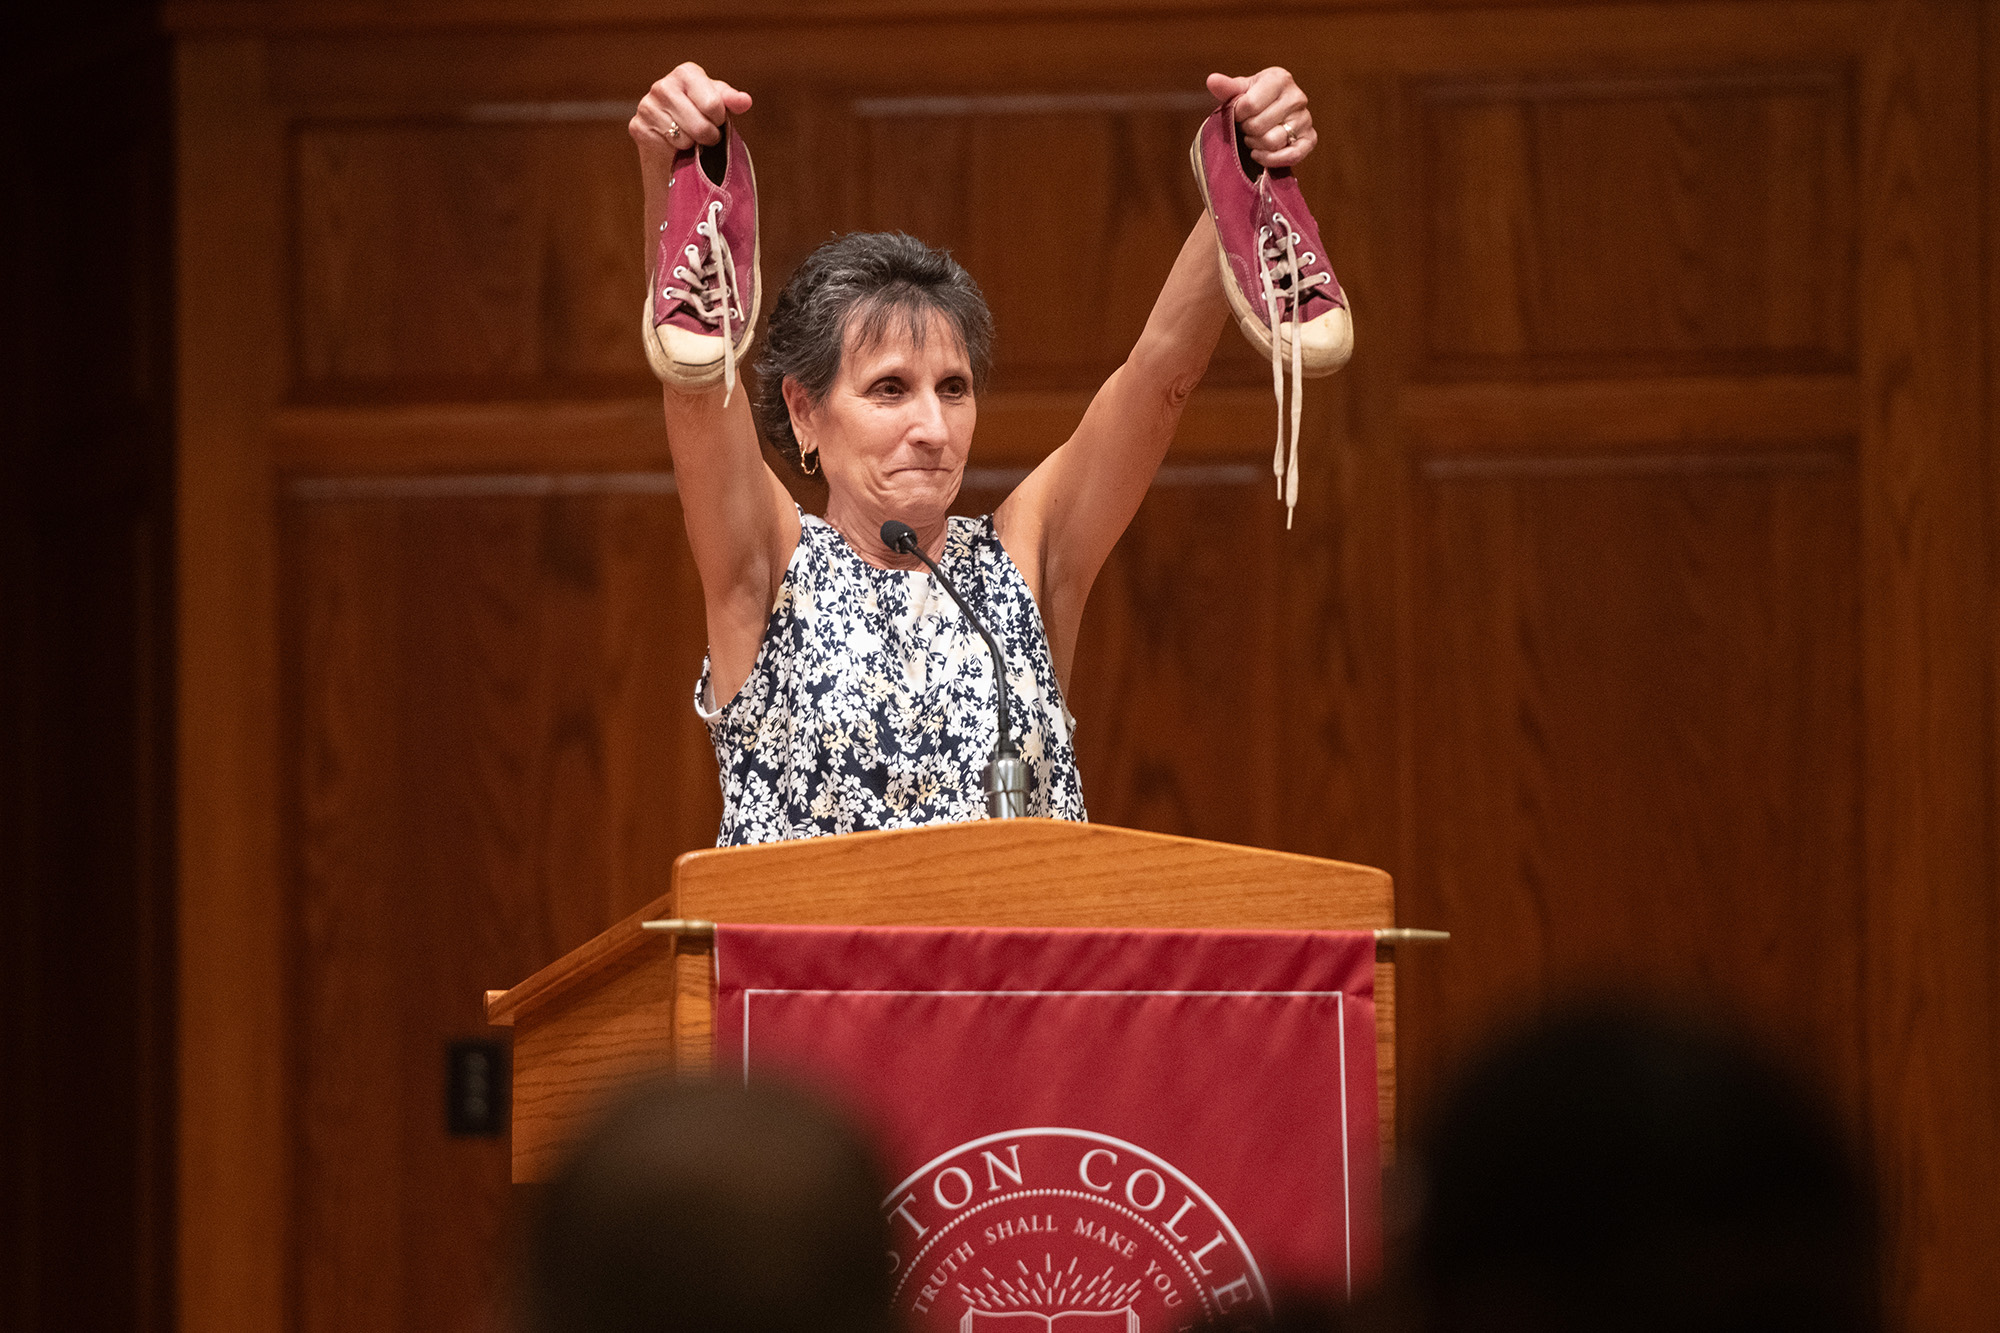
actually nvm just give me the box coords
[1206,68,1315,170]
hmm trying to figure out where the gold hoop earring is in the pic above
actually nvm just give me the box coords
[800,447,820,476]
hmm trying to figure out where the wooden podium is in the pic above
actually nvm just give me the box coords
[485,819,1397,1184]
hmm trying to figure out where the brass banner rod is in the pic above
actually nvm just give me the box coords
[640,918,717,938]
[642,920,1445,943]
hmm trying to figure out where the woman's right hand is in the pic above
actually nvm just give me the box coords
[629,62,753,160]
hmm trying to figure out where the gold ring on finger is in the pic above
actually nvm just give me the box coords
[1283,120,1298,146]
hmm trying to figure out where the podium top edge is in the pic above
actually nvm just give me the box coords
[672,817,1393,877]
[488,820,1395,1029]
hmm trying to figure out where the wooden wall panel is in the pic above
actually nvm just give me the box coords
[1057,473,1287,842]
[1397,61,1872,1138]
[176,36,292,1333]
[1285,73,1400,872]
[1855,1,1999,1322]
[294,119,647,397]
[943,468,1306,847]
[286,482,717,1333]
[1415,71,1856,377]
[855,99,1272,388]
[1403,460,1865,1107]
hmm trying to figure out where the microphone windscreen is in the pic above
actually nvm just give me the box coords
[880,520,918,553]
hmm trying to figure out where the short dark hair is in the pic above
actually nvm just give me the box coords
[523,1076,894,1333]
[752,231,994,474]
[1411,1004,1878,1332]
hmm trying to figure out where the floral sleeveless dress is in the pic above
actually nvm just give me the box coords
[696,512,1087,846]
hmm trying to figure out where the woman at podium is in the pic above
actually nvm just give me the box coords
[628,62,1347,846]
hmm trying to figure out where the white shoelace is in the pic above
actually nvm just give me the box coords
[1257,200,1332,529]
[659,199,745,403]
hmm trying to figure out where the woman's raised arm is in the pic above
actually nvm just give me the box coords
[631,64,801,706]
[994,68,1322,685]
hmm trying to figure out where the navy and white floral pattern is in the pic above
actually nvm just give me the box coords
[696,512,1087,846]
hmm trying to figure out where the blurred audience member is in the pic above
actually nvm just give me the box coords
[522,1076,894,1333]
[1398,1003,1879,1333]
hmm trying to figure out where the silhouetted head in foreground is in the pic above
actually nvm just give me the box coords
[523,1076,894,1333]
[1405,1004,1878,1333]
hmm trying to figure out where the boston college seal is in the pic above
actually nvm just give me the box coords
[884,1129,1269,1333]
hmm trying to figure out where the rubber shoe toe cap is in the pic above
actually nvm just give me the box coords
[1297,306,1353,377]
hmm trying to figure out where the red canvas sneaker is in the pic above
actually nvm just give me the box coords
[1191,98,1352,526]
[644,120,761,400]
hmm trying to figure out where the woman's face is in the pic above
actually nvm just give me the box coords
[792,309,977,525]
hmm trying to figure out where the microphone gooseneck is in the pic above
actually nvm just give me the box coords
[881,519,1028,820]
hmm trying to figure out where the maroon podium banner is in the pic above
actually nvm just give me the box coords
[714,925,1380,1331]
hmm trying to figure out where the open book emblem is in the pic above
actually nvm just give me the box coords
[958,1255,1143,1333]
[963,1302,1140,1333]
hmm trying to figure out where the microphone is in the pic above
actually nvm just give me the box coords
[881,520,1028,819]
